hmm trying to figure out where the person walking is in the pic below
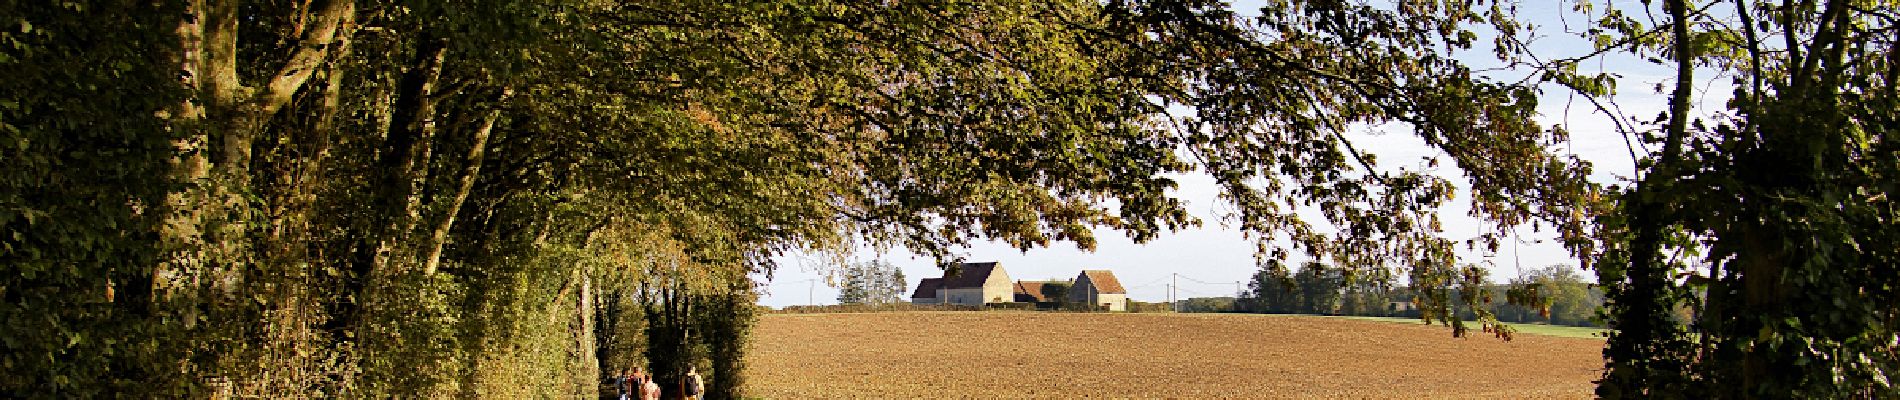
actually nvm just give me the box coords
[614,368,633,400]
[642,372,661,400]
[630,367,649,400]
[682,366,704,400]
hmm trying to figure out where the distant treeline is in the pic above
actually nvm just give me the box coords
[1188,264,1605,328]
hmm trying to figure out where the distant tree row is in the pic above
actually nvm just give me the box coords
[1232,262,1603,328]
[1236,261,1360,316]
[837,261,906,305]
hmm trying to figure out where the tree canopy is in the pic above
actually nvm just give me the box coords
[1,0,1892,398]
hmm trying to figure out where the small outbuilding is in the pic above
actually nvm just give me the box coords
[1013,281,1048,303]
[1068,270,1128,311]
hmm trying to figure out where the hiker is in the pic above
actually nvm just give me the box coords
[682,366,704,400]
[643,372,661,400]
[629,367,649,400]
[614,368,633,400]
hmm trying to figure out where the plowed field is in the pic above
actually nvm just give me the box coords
[747,312,1604,398]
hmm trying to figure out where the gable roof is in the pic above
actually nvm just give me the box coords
[1013,281,1049,302]
[911,278,944,299]
[1080,270,1126,294]
[941,262,1001,289]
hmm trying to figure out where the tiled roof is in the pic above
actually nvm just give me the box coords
[911,278,943,299]
[1014,281,1049,302]
[1081,270,1126,294]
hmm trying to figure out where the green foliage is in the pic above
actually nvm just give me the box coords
[693,281,755,400]
[1337,274,1398,317]
[1547,1,1900,397]
[1294,263,1344,315]
[0,0,190,396]
[889,268,906,303]
[356,274,465,397]
[986,302,1037,311]
[1239,262,1351,315]
[1092,0,1587,339]
[1240,262,1299,313]
[1240,261,1598,334]
[1500,265,1600,327]
[1039,281,1072,303]
[1176,297,1238,313]
[1121,300,1171,313]
[1331,315,1607,340]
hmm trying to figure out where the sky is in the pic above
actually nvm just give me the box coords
[755,0,1726,308]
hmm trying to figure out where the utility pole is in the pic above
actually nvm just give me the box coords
[807,279,815,306]
[1171,273,1179,312]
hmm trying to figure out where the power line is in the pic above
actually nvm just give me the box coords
[1175,287,1217,297]
[1175,274,1225,285]
[760,278,821,305]
[1125,275,1170,289]
[761,277,820,286]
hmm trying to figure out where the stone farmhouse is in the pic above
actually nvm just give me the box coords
[911,262,1131,311]
[909,262,1013,306]
[1069,270,1128,311]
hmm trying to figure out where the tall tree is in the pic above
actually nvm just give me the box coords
[889,267,907,304]
[1241,262,1298,314]
[837,261,903,305]
[836,262,871,305]
[1520,0,1900,396]
[1503,265,1597,327]
[1294,262,1342,315]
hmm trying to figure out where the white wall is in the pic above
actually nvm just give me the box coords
[982,267,1013,304]
[1098,293,1127,311]
[942,288,987,306]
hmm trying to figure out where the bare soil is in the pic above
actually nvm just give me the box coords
[746,312,1604,399]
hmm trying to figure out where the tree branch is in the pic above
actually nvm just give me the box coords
[259,0,354,117]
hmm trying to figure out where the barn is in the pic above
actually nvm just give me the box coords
[1068,270,1128,311]
[910,262,1013,306]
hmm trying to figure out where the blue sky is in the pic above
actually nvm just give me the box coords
[756,0,1717,308]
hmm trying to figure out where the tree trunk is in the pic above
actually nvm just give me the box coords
[1736,225,1788,396]
[576,273,600,398]
[163,0,351,310]
[1602,0,1696,394]
[366,33,450,278]
[334,32,449,339]
[422,87,513,275]
[160,0,213,301]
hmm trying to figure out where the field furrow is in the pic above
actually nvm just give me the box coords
[748,312,1604,399]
